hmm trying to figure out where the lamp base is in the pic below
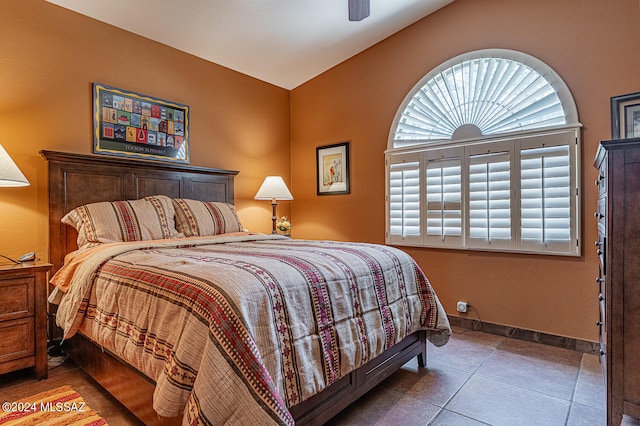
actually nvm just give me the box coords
[271,201,278,234]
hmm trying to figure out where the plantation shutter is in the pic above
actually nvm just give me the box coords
[386,50,581,256]
[468,145,512,250]
[425,154,463,247]
[392,54,568,148]
[387,153,423,245]
[519,132,575,253]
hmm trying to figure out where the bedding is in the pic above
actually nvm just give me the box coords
[50,233,450,426]
[172,198,244,236]
[61,195,181,248]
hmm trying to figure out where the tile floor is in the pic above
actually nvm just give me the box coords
[0,328,637,425]
[329,327,619,425]
[331,328,640,426]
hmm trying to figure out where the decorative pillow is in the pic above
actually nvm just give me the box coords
[172,199,243,237]
[62,195,182,248]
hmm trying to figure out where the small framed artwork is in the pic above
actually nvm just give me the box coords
[316,142,350,195]
[93,83,190,164]
[611,91,640,139]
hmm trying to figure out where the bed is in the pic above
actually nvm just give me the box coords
[41,150,450,425]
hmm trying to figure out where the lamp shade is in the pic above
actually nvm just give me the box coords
[0,145,29,187]
[254,176,293,200]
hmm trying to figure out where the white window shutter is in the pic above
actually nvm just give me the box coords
[386,153,423,245]
[518,132,577,254]
[393,54,568,147]
[467,146,513,250]
[386,50,582,256]
[425,153,463,248]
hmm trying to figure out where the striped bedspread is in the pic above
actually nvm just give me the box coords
[51,233,451,425]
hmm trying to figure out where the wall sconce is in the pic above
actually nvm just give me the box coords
[254,176,293,234]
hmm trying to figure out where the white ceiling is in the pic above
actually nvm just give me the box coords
[46,0,453,89]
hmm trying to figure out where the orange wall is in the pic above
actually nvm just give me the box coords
[0,0,291,261]
[3,0,638,343]
[291,0,640,341]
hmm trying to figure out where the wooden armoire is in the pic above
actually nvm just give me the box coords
[594,138,640,425]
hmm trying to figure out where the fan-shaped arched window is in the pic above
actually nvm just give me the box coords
[386,49,581,256]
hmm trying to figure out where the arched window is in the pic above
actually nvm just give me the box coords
[386,49,581,256]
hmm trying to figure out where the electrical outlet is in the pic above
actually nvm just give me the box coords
[456,300,468,313]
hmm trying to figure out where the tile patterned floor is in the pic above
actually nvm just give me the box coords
[0,328,636,425]
[329,327,616,426]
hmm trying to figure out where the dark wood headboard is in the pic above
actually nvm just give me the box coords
[40,150,238,274]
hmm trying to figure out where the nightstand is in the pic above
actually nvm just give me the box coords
[0,261,52,379]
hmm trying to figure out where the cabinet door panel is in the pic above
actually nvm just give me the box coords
[0,317,35,363]
[0,277,34,321]
[623,162,640,405]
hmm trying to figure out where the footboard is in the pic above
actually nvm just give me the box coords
[291,330,427,425]
[64,330,427,425]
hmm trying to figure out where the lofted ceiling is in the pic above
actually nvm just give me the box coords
[46,0,454,90]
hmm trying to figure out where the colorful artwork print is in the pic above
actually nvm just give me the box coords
[316,142,350,195]
[93,83,189,163]
[322,153,343,186]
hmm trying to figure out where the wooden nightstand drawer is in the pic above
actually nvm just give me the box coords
[0,317,35,363]
[0,277,34,321]
[0,262,52,379]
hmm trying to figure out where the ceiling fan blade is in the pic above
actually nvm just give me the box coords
[348,0,370,21]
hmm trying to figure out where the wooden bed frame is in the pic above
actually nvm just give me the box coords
[41,150,428,426]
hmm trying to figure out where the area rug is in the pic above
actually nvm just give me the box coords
[0,385,108,425]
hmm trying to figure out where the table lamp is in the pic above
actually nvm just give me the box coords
[0,144,30,264]
[0,144,29,187]
[254,176,293,234]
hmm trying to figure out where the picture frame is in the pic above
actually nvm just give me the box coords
[316,142,350,195]
[611,91,640,139]
[93,83,190,164]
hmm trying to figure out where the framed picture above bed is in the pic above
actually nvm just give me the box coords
[93,83,190,164]
[611,91,640,139]
[316,141,350,195]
